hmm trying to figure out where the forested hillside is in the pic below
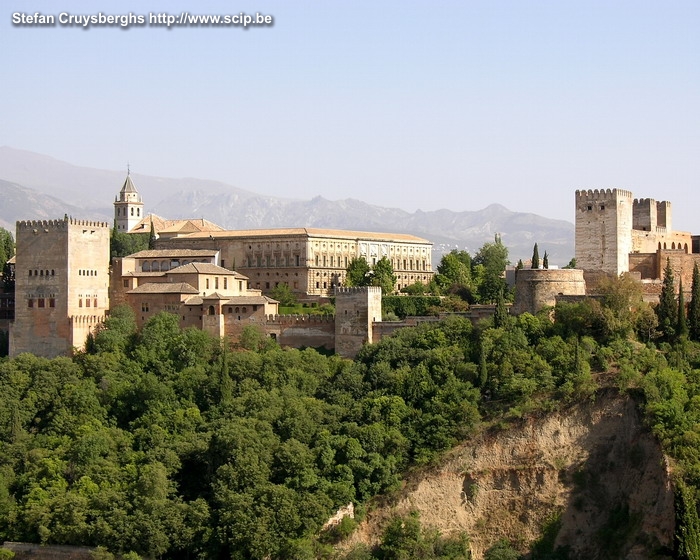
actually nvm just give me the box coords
[1,272,700,558]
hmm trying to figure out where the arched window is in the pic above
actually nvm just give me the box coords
[151,260,159,271]
[672,242,676,250]
[208,305,215,315]
[142,261,151,272]
[235,307,240,313]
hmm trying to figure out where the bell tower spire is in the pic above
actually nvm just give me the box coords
[113,167,144,232]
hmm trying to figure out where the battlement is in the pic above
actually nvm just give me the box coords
[16,218,110,230]
[575,188,633,201]
[69,314,105,324]
[265,313,335,325]
[335,286,382,295]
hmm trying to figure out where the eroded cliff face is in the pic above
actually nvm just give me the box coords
[344,390,675,560]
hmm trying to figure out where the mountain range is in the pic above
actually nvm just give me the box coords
[0,146,574,265]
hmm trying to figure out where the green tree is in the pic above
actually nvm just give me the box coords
[436,251,472,289]
[677,279,688,338]
[345,257,371,287]
[531,243,540,269]
[542,251,549,270]
[516,259,524,270]
[148,218,157,250]
[110,229,149,258]
[372,257,397,295]
[493,288,509,329]
[563,258,577,269]
[657,258,677,340]
[0,227,14,282]
[689,263,700,342]
[270,283,297,307]
[473,235,509,303]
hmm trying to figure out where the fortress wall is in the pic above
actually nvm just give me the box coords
[512,268,586,315]
[575,189,633,276]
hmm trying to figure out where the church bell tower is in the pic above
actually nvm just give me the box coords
[114,169,144,232]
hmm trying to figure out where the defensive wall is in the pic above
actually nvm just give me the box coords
[511,268,586,315]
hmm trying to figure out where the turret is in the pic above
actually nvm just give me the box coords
[113,171,144,232]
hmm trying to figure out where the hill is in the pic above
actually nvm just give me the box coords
[0,146,574,264]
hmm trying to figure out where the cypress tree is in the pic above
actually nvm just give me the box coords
[531,243,540,269]
[542,251,549,270]
[148,217,157,250]
[493,288,508,328]
[516,259,524,271]
[678,279,688,338]
[689,263,700,342]
[658,258,677,340]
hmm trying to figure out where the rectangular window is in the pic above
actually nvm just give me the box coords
[86,298,91,307]
[221,259,225,268]
[296,255,300,266]
[239,281,243,291]
[224,278,228,289]
[38,298,45,308]
[78,299,82,308]
[123,279,129,288]
[49,299,55,308]
[94,299,97,308]
[28,299,34,308]
[265,282,270,289]
[215,277,219,289]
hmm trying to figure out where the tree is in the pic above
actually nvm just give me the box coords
[148,218,157,250]
[493,288,509,328]
[345,257,371,287]
[0,227,14,275]
[689,263,700,342]
[563,258,577,269]
[436,251,472,289]
[677,279,688,338]
[269,283,297,307]
[473,235,509,303]
[110,229,149,258]
[531,243,540,269]
[372,257,397,295]
[516,259,524,270]
[542,251,549,270]
[657,258,677,340]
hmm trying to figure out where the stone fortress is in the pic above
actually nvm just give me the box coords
[7,178,699,359]
[514,188,700,314]
[8,174,433,358]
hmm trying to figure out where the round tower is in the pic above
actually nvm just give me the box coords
[114,171,144,232]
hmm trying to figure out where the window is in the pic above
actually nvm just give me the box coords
[224,278,228,289]
[86,298,91,307]
[296,255,300,266]
[94,299,97,307]
[265,282,270,289]
[78,299,82,308]
[123,279,129,288]
[28,299,34,308]
[38,299,45,308]
[131,208,134,216]
[137,208,140,216]
[49,299,55,308]
[215,277,219,289]
[206,278,210,289]
[51,270,55,276]
[221,259,225,268]
[242,307,247,313]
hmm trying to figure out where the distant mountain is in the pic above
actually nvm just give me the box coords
[0,146,574,264]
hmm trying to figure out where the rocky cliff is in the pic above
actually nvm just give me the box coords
[343,390,674,559]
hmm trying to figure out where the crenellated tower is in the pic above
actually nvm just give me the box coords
[114,171,143,232]
[575,188,634,276]
[334,286,382,358]
[10,218,110,357]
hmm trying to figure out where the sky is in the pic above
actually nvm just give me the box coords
[1,0,699,230]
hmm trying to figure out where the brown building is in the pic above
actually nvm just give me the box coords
[156,227,434,299]
[10,218,110,357]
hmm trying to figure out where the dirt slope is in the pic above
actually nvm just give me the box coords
[344,390,675,559]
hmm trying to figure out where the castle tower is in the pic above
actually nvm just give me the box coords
[10,218,110,357]
[575,189,633,276]
[114,171,143,232]
[334,286,382,358]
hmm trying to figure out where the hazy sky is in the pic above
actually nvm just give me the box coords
[2,1,699,230]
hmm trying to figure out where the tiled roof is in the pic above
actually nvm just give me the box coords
[184,295,278,306]
[167,262,245,276]
[120,174,139,194]
[176,227,431,243]
[127,282,199,294]
[127,214,223,235]
[126,249,219,259]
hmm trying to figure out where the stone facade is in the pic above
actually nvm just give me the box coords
[334,286,382,358]
[575,188,697,280]
[156,228,434,299]
[511,268,587,315]
[10,218,110,357]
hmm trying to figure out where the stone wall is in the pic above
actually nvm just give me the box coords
[335,286,382,358]
[512,268,586,315]
[10,219,109,357]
